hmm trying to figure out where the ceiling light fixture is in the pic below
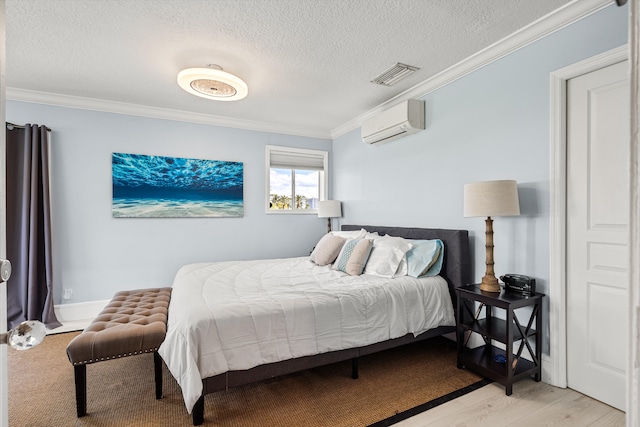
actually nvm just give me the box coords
[371,63,420,86]
[177,65,248,101]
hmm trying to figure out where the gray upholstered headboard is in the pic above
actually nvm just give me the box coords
[341,225,471,307]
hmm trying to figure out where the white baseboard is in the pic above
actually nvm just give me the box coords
[47,299,110,334]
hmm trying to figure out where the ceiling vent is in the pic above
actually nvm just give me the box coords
[370,63,419,86]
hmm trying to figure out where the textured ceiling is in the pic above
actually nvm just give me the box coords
[6,0,576,138]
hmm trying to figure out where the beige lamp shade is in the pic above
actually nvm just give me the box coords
[318,200,342,218]
[464,180,520,218]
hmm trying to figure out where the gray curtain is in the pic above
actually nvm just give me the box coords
[6,123,60,329]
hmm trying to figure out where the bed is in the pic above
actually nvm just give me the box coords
[158,225,470,425]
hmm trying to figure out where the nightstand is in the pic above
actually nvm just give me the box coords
[456,284,543,395]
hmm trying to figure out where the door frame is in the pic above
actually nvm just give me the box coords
[629,0,640,424]
[548,45,628,388]
[0,1,7,425]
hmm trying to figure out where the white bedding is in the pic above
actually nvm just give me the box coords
[158,256,455,413]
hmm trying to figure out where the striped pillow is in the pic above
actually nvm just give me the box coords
[345,239,374,276]
[333,239,361,272]
[334,239,373,276]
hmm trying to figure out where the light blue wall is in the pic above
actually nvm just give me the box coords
[332,4,628,352]
[7,102,331,303]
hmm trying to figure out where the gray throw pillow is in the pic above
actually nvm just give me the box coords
[310,234,346,266]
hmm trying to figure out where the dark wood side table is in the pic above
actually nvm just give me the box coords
[456,284,544,395]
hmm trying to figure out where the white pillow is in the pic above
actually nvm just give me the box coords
[363,235,412,278]
[394,255,408,277]
[331,228,367,239]
[372,235,412,251]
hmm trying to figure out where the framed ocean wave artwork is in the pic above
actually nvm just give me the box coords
[112,153,244,218]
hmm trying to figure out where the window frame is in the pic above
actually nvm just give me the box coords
[265,145,328,214]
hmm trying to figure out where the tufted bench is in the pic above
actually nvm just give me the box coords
[66,287,172,417]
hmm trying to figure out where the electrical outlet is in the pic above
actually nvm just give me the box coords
[63,288,73,300]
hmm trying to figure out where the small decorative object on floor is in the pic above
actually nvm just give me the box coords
[494,354,507,364]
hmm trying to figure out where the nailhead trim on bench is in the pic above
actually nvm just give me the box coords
[71,347,162,366]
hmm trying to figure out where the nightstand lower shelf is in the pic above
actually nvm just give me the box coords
[458,345,536,395]
[456,284,544,395]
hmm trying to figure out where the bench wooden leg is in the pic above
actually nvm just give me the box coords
[192,394,205,425]
[352,357,359,379]
[154,351,163,399]
[74,364,87,417]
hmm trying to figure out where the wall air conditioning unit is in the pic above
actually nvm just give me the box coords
[361,99,425,145]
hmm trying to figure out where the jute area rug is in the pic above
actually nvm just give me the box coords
[9,331,483,427]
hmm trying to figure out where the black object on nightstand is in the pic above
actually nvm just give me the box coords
[456,284,544,395]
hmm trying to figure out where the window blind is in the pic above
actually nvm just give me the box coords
[269,149,325,171]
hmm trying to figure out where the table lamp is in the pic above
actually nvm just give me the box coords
[464,180,520,293]
[318,200,342,233]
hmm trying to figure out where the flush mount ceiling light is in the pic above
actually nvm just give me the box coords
[371,63,420,86]
[177,65,248,101]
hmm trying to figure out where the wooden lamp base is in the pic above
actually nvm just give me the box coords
[479,274,501,293]
[479,216,501,293]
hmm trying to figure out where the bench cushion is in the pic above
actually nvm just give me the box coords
[66,287,172,366]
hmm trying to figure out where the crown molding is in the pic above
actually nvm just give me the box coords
[6,0,614,142]
[330,0,615,139]
[5,88,332,140]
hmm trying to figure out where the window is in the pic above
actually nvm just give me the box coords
[265,145,328,213]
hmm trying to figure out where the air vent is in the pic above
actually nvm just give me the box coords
[370,63,420,86]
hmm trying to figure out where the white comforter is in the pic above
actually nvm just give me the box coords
[158,256,455,413]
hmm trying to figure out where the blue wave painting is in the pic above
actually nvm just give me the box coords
[112,153,243,218]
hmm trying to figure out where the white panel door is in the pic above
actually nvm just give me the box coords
[566,60,629,411]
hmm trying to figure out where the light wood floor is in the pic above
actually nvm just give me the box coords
[397,380,626,426]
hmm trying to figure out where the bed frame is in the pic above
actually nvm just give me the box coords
[191,225,471,425]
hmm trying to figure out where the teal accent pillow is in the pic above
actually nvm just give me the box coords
[406,239,444,278]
